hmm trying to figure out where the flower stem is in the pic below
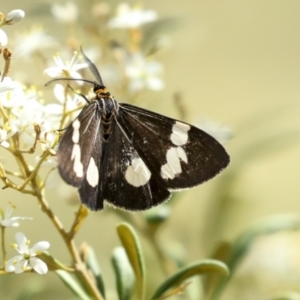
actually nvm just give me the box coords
[0,226,6,267]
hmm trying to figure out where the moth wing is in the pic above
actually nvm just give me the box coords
[77,123,103,210]
[57,102,101,187]
[101,120,170,211]
[118,103,230,190]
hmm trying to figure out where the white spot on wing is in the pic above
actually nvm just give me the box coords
[125,157,151,187]
[71,144,83,177]
[170,121,190,146]
[86,157,99,187]
[161,147,188,180]
[176,146,187,163]
[72,119,80,143]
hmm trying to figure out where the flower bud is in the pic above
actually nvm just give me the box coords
[5,9,25,25]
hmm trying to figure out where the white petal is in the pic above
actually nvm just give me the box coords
[30,241,50,255]
[30,257,48,274]
[52,84,65,103]
[14,258,28,274]
[4,204,13,218]
[1,217,32,227]
[0,141,9,148]
[15,232,28,253]
[0,78,17,93]
[0,29,8,46]
[71,62,89,71]
[5,255,22,272]
[146,77,164,90]
[44,67,62,77]
[45,103,63,115]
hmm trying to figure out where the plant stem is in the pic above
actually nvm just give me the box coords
[1,227,6,267]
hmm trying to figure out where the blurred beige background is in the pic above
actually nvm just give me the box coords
[1,1,300,299]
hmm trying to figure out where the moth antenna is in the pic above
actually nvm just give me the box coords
[67,84,90,104]
[80,46,104,87]
[45,77,98,87]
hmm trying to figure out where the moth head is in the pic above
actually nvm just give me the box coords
[94,85,111,98]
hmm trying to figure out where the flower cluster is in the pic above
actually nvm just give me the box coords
[47,2,164,94]
[5,232,49,274]
[0,203,49,274]
[0,9,25,46]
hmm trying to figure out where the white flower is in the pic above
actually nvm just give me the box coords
[125,53,164,92]
[14,26,58,57]
[108,3,157,29]
[53,84,86,110]
[0,203,32,227]
[44,52,88,80]
[0,129,9,148]
[1,85,61,147]
[5,9,25,25]
[0,77,18,93]
[0,119,17,149]
[0,29,8,46]
[197,118,233,145]
[0,78,25,109]
[5,232,49,274]
[51,2,79,24]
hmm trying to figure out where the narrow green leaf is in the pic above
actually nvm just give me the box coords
[227,216,300,271]
[151,259,229,300]
[112,247,135,300]
[85,245,106,298]
[55,270,90,300]
[117,223,145,300]
[212,216,300,300]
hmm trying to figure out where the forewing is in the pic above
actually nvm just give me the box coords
[78,124,103,210]
[118,103,230,190]
[57,102,101,187]
[101,120,170,211]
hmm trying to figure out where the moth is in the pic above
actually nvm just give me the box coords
[52,51,230,211]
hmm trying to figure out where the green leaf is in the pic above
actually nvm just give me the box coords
[117,223,145,300]
[112,247,135,300]
[85,245,106,298]
[212,216,300,300]
[55,270,90,300]
[150,259,229,300]
[228,216,300,274]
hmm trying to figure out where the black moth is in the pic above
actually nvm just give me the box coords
[53,51,230,211]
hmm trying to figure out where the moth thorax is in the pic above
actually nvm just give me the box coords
[98,97,118,121]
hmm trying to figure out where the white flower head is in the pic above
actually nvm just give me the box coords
[0,29,8,46]
[2,85,61,147]
[125,53,164,92]
[51,2,79,24]
[0,76,18,93]
[5,9,25,25]
[108,3,157,29]
[0,203,32,227]
[44,52,88,81]
[14,26,58,57]
[6,232,50,274]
